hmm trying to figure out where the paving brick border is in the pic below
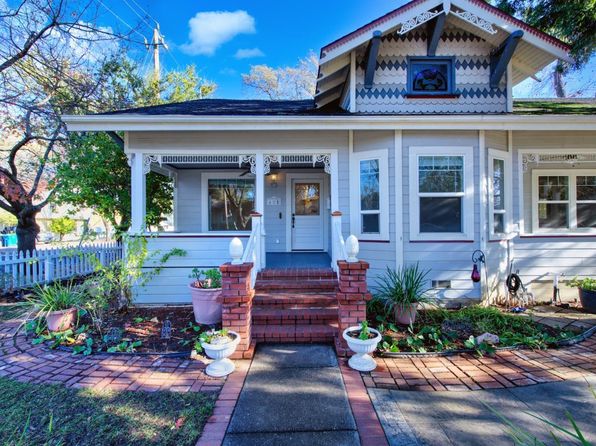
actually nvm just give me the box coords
[361,335,595,392]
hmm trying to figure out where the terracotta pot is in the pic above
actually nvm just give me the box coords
[394,304,418,325]
[578,288,596,313]
[189,284,222,325]
[46,308,77,332]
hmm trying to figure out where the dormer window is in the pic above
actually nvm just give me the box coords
[407,57,456,97]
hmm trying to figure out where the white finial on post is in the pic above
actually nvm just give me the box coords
[345,235,359,263]
[230,237,244,264]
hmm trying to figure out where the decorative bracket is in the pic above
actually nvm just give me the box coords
[522,153,538,172]
[239,154,256,174]
[264,154,280,175]
[453,10,498,35]
[314,154,331,174]
[143,154,161,175]
[400,9,442,34]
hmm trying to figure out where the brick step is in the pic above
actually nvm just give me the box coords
[252,323,338,343]
[252,307,338,325]
[254,279,338,292]
[257,268,336,280]
[253,292,337,308]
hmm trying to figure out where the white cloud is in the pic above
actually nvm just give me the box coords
[234,48,265,59]
[180,10,256,56]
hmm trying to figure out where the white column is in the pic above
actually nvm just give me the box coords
[478,130,488,301]
[330,151,339,212]
[394,130,404,270]
[255,153,266,268]
[130,153,146,233]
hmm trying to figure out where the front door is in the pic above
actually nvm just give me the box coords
[291,180,324,250]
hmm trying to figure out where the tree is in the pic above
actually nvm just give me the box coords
[56,60,216,233]
[0,0,135,252]
[242,51,318,99]
[491,0,596,97]
[49,216,76,241]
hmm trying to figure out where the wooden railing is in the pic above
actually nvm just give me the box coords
[0,242,122,293]
[230,212,264,288]
[331,211,360,275]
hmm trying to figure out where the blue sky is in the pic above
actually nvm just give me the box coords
[96,0,594,99]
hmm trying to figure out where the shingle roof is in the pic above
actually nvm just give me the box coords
[99,99,343,116]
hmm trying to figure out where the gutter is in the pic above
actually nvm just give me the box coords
[62,114,596,132]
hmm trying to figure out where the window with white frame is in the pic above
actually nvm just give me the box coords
[532,170,596,232]
[409,147,474,241]
[488,149,511,238]
[350,149,389,240]
[202,173,255,232]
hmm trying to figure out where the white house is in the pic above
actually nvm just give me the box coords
[64,0,596,309]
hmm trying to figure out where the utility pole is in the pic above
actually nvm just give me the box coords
[146,23,168,81]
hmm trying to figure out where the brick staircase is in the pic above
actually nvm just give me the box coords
[251,268,339,343]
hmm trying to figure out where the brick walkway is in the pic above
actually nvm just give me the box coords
[361,335,596,392]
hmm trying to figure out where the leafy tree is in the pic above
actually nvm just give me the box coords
[491,0,596,97]
[49,216,76,241]
[0,210,17,228]
[242,51,318,99]
[0,0,136,252]
[57,132,173,233]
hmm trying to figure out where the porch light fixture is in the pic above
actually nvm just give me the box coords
[269,173,278,188]
[471,250,485,283]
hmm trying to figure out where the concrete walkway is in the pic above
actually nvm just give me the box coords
[223,344,360,446]
[370,375,596,446]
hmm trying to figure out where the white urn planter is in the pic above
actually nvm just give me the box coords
[343,326,382,372]
[201,331,241,377]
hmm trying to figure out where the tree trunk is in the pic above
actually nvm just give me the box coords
[16,209,40,253]
[553,62,566,98]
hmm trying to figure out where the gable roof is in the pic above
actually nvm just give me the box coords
[315,0,572,108]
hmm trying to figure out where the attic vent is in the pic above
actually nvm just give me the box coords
[432,280,452,289]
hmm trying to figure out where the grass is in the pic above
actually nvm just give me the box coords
[513,100,596,115]
[0,304,25,322]
[0,377,216,446]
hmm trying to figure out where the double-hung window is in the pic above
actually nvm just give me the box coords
[409,147,474,241]
[202,173,255,232]
[532,170,596,233]
[350,149,389,240]
[488,149,512,239]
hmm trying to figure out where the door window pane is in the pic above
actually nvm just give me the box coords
[420,197,462,233]
[294,183,320,215]
[577,176,596,201]
[362,214,380,234]
[419,156,463,193]
[538,176,568,201]
[208,179,254,231]
[360,160,379,211]
[578,203,596,228]
[538,203,568,229]
[493,159,505,210]
[493,213,505,234]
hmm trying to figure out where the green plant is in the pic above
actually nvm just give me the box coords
[107,340,142,353]
[23,281,82,320]
[49,217,77,241]
[464,335,496,357]
[189,268,222,289]
[568,276,596,292]
[358,320,371,340]
[374,264,433,315]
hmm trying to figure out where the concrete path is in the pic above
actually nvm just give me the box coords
[223,343,360,446]
[370,375,596,446]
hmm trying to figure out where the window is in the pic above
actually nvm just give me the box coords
[532,170,596,233]
[488,149,512,239]
[409,147,474,241]
[203,174,255,232]
[350,149,389,240]
[407,57,455,96]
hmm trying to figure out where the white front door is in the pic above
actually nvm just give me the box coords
[291,180,324,250]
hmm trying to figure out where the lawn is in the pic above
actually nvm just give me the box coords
[0,377,216,446]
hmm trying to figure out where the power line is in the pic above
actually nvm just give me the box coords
[128,0,159,26]
[120,0,153,30]
[93,0,147,42]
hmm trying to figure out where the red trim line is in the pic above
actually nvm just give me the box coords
[520,234,596,239]
[406,94,461,99]
[320,0,570,56]
[359,239,391,243]
[143,235,250,239]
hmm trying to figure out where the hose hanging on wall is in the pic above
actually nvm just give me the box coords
[506,273,522,294]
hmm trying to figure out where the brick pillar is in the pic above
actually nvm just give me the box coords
[335,260,372,357]
[220,262,255,359]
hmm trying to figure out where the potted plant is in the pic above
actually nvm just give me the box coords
[25,281,82,332]
[189,268,223,325]
[342,321,382,372]
[567,277,596,313]
[374,264,432,325]
[197,328,240,377]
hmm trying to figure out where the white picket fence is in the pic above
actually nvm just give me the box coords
[0,242,122,293]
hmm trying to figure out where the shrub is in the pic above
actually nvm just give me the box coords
[49,217,77,241]
[373,264,433,314]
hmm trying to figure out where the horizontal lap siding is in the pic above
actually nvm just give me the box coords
[403,131,481,300]
[352,131,397,285]
[511,131,596,300]
[176,170,201,232]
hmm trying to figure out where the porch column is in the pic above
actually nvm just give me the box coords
[255,153,266,269]
[130,153,146,233]
[330,151,339,212]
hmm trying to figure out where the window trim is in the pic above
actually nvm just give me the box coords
[201,171,255,234]
[531,169,596,234]
[488,149,512,240]
[350,149,389,241]
[409,146,474,241]
[406,56,456,96]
